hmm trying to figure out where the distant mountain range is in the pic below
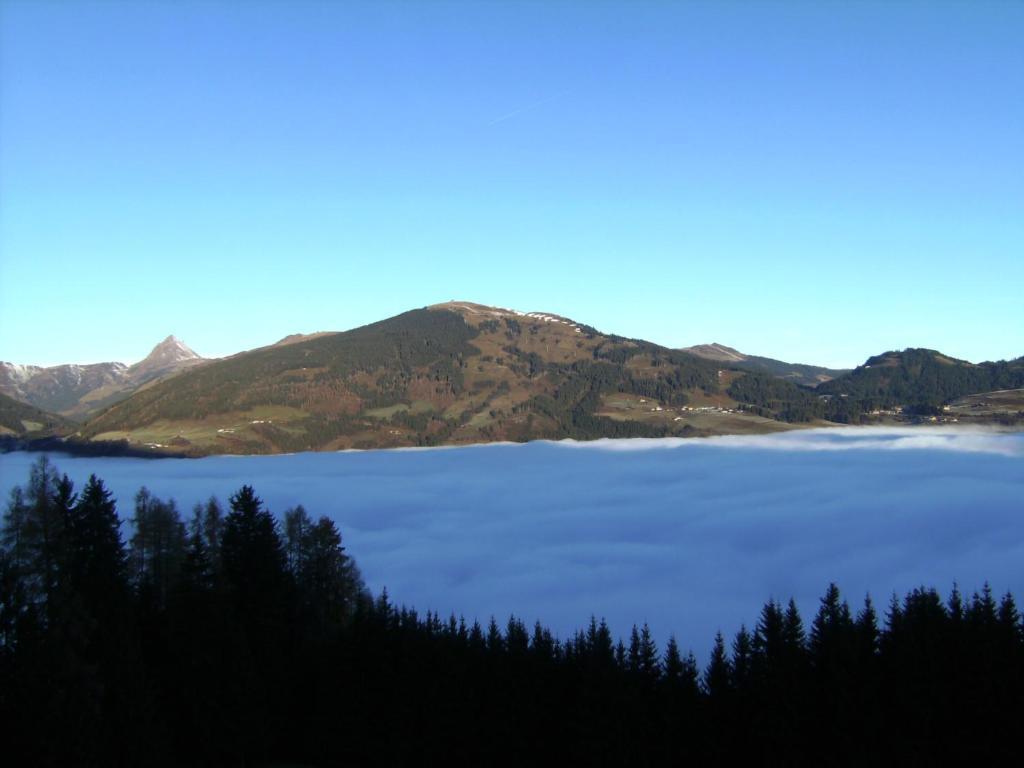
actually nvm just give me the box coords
[679,343,850,387]
[2,303,1021,455]
[0,336,205,420]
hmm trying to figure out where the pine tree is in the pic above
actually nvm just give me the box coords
[299,516,363,635]
[752,599,786,680]
[283,505,312,578]
[25,457,69,622]
[506,616,529,656]
[663,635,684,686]
[884,592,903,640]
[948,583,965,625]
[614,639,627,670]
[968,583,998,636]
[468,620,485,653]
[486,617,504,654]
[783,598,807,655]
[130,488,186,609]
[1,486,31,588]
[628,624,661,682]
[218,482,290,708]
[637,624,660,683]
[855,595,879,660]
[70,474,128,615]
[810,583,854,669]
[997,592,1021,644]
[202,496,224,577]
[732,625,753,689]
[181,505,214,592]
[221,485,286,602]
[530,620,556,662]
[704,631,733,698]
[681,650,700,696]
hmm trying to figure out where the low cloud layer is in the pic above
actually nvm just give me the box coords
[1,427,1021,660]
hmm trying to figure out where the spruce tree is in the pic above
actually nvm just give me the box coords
[811,583,853,668]
[663,635,684,686]
[181,505,214,593]
[855,595,879,661]
[70,475,129,625]
[202,496,224,577]
[752,599,785,681]
[299,516,363,635]
[221,485,287,610]
[636,623,660,684]
[732,625,753,689]
[997,592,1021,647]
[783,598,807,655]
[704,631,733,698]
[486,617,504,654]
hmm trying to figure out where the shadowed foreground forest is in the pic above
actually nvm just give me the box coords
[1,457,1021,766]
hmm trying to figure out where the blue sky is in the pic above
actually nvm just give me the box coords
[1,0,1021,368]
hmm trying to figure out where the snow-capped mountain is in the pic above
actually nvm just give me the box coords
[0,336,206,419]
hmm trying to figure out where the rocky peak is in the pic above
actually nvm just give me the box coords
[129,335,203,380]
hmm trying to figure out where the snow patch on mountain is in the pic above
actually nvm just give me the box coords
[680,343,748,362]
[433,301,586,334]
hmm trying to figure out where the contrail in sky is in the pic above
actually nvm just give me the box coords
[487,93,561,125]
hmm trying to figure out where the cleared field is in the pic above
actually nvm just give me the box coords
[597,393,797,435]
[365,404,410,419]
[948,389,1024,417]
[90,405,311,451]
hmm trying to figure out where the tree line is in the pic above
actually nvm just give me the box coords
[1,456,1021,765]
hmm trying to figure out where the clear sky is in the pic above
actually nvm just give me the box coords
[1,0,1021,369]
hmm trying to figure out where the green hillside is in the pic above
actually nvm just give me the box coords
[0,392,75,436]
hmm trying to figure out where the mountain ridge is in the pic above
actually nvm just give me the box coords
[74,302,1023,455]
[680,343,850,387]
[0,335,207,419]
[5,303,1021,455]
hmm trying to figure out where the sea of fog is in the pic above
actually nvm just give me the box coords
[1,426,1021,661]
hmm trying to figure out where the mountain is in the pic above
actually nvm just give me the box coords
[681,343,849,387]
[0,336,206,420]
[0,392,75,437]
[815,348,1024,418]
[126,335,204,381]
[24,306,1023,456]
[84,301,821,455]
[0,360,130,417]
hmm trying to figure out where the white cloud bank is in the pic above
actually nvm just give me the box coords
[557,425,1024,456]
[1,426,1021,660]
